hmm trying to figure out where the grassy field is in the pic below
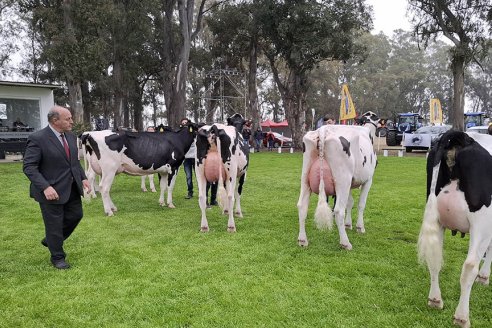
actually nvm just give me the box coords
[0,152,491,327]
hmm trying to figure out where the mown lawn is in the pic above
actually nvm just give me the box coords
[0,152,491,327]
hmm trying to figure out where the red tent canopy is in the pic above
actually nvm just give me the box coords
[260,119,289,128]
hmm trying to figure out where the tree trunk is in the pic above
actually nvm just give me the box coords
[62,0,83,123]
[268,55,306,149]
[451,55,465,131]
[67,80,83,123]
[248,33,260,128]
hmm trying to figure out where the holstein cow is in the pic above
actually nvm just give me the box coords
[81,122,197,215]
[418,130,492,328]
[195,119,249,232]
[297,111,380,250]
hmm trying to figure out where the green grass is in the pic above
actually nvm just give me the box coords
[1,152,491,327]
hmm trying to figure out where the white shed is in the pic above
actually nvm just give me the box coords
[0,81,60,130]
[0,81,60,159]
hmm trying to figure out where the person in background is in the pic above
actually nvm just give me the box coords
[242,120,252,147]
[324,115,335,125]
[254,127,263,152]
[13,117,26,128]
[206,182,218,209]
[266,129,275,151]
[180,118,195,199]
[23,105,91,270]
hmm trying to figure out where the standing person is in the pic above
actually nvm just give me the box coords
[254,128,263,152]
[242,120,252,147]
[266,130,275,151]
[181,118,195,199]
[206,182,218,209]
[23,105,91,270]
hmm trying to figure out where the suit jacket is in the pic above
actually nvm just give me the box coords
[23,126,87,204]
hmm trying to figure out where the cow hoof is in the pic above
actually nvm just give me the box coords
[453,315,470,328]
[142,188,147,192]
[111,207,118,212]
[428,298,444,309]
[345,224,352,230]
[106,211,114,217]
[475,274,489,285]
[235,211,243,218]
[340,243,352,250]
[200,226,209,233]
[227,226,236,233]
[356,226,366,233]
[298,239,308,247]
[151,189,156,193]
[168,203,176,209]
[159,202,165,207]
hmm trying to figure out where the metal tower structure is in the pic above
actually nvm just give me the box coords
[201,68,247,122]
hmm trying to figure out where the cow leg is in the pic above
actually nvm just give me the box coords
[297,137,316,247]
[141,176,148,192]
[344,193,354,230]
[333,189,352,250]
[476,241,492,285]
[148,174,156,192]
[453,217,492,328]
[195,163,209,232]
[234,174,246,218]
[99,171,118,216]
[85,166,98,198]
[226,178,237,232]
[297,182,311,247]
[165,170,178,209]
[355,178,373,233]
[158,174,168,206]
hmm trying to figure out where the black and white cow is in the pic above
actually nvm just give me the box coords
[81,123,197,215]
[195,120,249,232]
[418,130,492,328]
[297,111,380,250]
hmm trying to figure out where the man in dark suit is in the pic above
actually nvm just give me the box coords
[23,105,91,269]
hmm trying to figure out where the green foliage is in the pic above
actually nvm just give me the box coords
[1,153,491,327]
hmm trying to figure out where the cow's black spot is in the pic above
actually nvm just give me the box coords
[339,136,351,156]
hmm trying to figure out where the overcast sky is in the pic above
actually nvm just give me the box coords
[367,0,412,36]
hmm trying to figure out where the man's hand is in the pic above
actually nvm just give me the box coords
[43,186,59,201]
[82,179,91,193]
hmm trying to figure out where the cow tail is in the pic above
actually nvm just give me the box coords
[216,133,227,210]
[418,163,443,272]
[314,128,333,230]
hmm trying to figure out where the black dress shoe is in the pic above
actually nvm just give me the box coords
[185,194,193,199]
[51,259,70,270]
[41,238,48,247]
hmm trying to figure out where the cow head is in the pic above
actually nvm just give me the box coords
[357,111,381,128]
[227,113,246,133]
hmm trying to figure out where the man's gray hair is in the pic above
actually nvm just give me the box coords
[47,107,60,123]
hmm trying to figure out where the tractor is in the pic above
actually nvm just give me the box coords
[464,112,487,130]
[385,113,423,146]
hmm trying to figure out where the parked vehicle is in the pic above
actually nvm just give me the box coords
[464,112,487,130]
[386,113,423,146]
[402,125,452,152]
[466,125,490,134]
[262,132,293,148]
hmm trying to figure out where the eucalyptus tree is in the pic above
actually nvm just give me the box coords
[467,47,492,115]
[409,0,492,130]
[155,0,208,128]
[0,0,21,78]
[19,0,112,123]
[256,0,372,148]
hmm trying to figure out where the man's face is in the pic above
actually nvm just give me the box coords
[181,120,188,126]
[53,108,73,132]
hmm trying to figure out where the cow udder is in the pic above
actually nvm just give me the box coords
[436,180,470,233]
[308,158,335,195]
[204,151,226,182]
